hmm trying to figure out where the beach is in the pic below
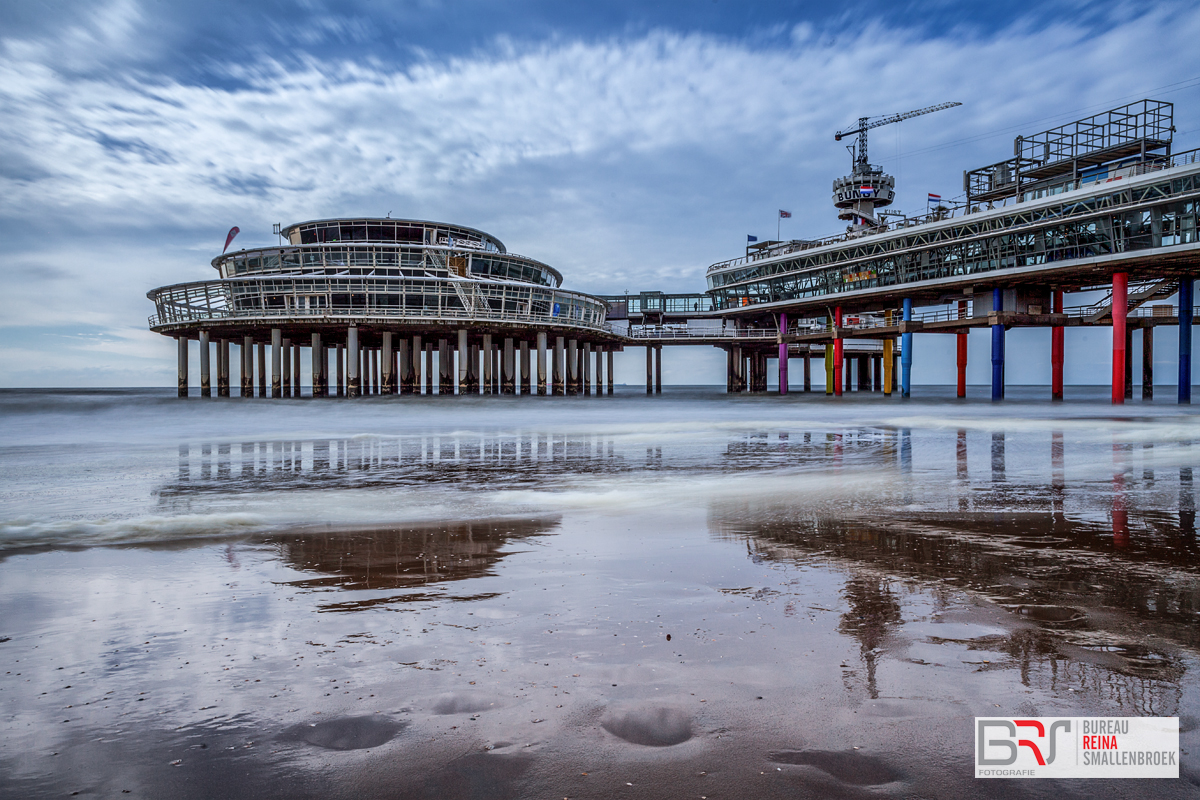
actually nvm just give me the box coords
[1,387,1198,798]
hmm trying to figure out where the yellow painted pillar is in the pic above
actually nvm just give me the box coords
[825,344,835,395]
[883,338,894,396]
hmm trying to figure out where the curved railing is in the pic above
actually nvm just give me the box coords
[148,275,612,334]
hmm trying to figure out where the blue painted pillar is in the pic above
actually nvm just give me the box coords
[991,288,1005,400]
[778,312,788,395]
[901,298,913,398]
[1181,277,1194,404]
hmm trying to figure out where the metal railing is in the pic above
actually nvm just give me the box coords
[628,326,778,340]
[148,276,613,334]
[706,147,1200,277]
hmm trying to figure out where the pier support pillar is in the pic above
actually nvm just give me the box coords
[216,339,229,397]
[833,307,843,397]
[257,343,266,397]
[241,336,253,397]
[201,331,212,396]
[335,344,344,397]
[408,336,420,395]
[824,344,834,395]
[607,348,614,394]
[1112,272,1128,405]
[883,339,893,396]
[294,344,303,397]
[499,335,513,395]
[646,345,653,394]
[1052,289,1064,401]
[347,327,359,398]
[857,352,869,391]
[582,343,592,395]
[955,300,967,399]
[726,347,734,393]
[177,336,189,397]
[312,333,324,397]
[218,339,231,397]
[654,345,662,394]
[803,351,812,392]
[502,338,515,395]
[381,332,394,395]
[482,334,493,394]
[325,346,332,397]
[1181,276,1194,404]
[439,338,452,395]
[990,290,1004,401]
[456,330,468,395]
[1143,326,1154,400]
[398,338,410,394]
[778,313,788,395]
[1125,326,1134,400]
[567,339,579,395]
[282,338,292,398]
[424,343,434,395]
[520,340,530,394]
[536,332,547,395]
[956,331,967,398]
[554,337,565,395]
[270,330,281,398]
[902,298,913,398]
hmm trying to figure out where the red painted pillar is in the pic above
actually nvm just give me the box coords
[1051,290,1064,401]
[956,300,967,398]
[1112,273,1128,405]
[833,306,843,397]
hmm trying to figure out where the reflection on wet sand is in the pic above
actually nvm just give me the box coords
[266,517,558,612]
[709,503,1198,715]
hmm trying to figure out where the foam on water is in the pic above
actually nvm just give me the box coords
[0,512,268,549]
[2,387,1197,552]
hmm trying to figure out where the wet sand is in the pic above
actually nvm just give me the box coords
[1,387,1199,797]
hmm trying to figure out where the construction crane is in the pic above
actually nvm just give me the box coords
[835,102,962,173]
[832,101,962,231]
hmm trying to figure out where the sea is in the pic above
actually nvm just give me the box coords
[1,385,1198,798]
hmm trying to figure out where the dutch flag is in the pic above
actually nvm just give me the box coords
[858,186,874,197]
[927,193,941,203]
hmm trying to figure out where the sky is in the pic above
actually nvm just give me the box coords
[2,0,1199,388]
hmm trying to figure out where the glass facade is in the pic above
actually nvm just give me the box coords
[217,245,561,288]
[707,168,1200,309]
[283,218,504,253]
[150,217,603,332]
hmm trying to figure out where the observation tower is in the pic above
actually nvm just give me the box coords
[833,102,961,232]
[148,217,621,398]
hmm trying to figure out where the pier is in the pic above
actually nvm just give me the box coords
[151,100,1198,404]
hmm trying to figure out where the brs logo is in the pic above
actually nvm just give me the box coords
[977,719,1072,766]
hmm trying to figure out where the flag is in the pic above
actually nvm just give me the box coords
[927,193,942,203]
[779,209,792,219]
[858,186,874,197]
[747,235,758,243]
[223,226,240,253]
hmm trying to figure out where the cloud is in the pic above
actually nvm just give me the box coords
[1,1,1198,386]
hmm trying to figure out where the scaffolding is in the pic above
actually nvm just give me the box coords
[965,99,1173,205]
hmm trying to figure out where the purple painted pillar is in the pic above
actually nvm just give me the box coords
[778,312,788,395]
